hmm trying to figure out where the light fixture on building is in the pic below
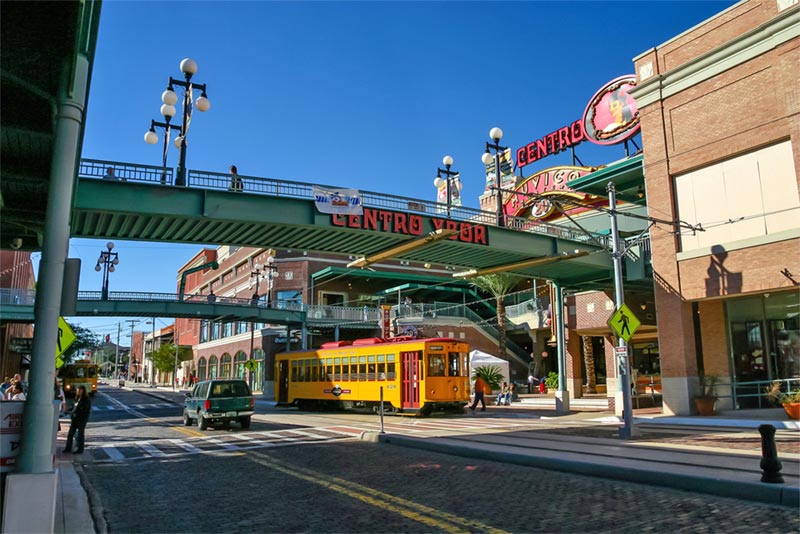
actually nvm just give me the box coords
[640,303,647,310]
[637,185,645,199]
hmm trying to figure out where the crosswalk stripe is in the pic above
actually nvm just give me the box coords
[204,437,239,450]
[102,446,124,460]
[140,442,165,457]
[169,439,202,454]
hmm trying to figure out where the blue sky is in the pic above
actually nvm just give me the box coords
[61,0,737,340]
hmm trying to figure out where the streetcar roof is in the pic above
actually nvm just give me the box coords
[279,337,465,355]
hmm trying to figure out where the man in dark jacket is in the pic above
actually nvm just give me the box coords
[63,385,91,454]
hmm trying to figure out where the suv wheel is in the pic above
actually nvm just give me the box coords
[240,415,251,429]
[197,412,208,430]
[183,410,192,426]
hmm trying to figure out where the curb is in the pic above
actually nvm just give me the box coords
[373,433,800,508]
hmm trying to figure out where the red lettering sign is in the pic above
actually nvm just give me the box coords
[504,166,593,220]
[331,208,488,245]
[516,119,585,169]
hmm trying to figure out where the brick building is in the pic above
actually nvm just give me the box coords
[631,0,800,414]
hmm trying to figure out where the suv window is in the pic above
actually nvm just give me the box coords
[197,382,209,398]
[209,381,251,398]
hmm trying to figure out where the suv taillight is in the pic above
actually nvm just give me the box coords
[250,397,255,408]
[204,399,211,410]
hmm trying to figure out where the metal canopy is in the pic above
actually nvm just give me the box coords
[567,154,645,205]
[0,1,102,251]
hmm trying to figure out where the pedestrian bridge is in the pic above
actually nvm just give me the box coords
[69,158,616,288]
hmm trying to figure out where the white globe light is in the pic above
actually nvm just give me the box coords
[195,96,210,112]
[442,155,453,167]
[161,89,178,105]
[94,264,101,272]
[160,104,176,119]
[108,265,115,273]
[174,136,183,148]
[433,177,445,188]
[144,130,158,144]
[180,58,198,75]
[481,152,494,165]
[267,256,275,265]
[489,127,503,141]
[106,242,115,250]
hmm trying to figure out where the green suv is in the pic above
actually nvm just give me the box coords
[183,379,255,430]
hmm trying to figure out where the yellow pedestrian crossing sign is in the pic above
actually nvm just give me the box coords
[56,317,76,358]
[608,303,641,343]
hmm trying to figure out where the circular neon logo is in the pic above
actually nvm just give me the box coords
[582,75,640,146]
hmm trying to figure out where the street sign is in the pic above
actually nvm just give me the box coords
[9,337,33,355]
[244,359,258,372]
[55,356,65,369]
[607,303,641,343]
[56,316,76,358]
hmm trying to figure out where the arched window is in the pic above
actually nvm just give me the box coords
[198,357,207,381]
[234,351,247,380]
[220,353,232,378]
[208,355,218,379]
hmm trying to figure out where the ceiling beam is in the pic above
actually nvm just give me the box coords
[347,228,458,269]
[452,250,591,279]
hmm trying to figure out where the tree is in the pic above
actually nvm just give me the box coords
[582,335,597,394]
[64,322,101,364]
[151,343,193,374]
[470,273,523,360]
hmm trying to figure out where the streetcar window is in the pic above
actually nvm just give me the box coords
[306,359,313,382]
[386,362,396,380]
[340,363,348,381]
[448,352,460,376]
[461,353,469,376]
[377,355,384,363]
[350,357,358,380]
[377,363,386,380]
[291,361,298,382]
[367,363,376,381]
[428,354,446,377]
[311,362,318,382]
[334,357,340,365]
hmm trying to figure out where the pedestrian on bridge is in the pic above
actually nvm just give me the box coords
[229,165,243,192]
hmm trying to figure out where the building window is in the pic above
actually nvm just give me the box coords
[220,354,232,378]
[208,355,218,379]
[674,141,800,253]
[198,357,207,381]
[727,290,800,409]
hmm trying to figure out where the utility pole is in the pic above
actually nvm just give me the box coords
[126,319,138,383]
[608,182,635,439]
[115,322,121,380]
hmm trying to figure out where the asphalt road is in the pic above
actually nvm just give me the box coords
[72,385,799,533]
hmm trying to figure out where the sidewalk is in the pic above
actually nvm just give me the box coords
[54,395,799,533]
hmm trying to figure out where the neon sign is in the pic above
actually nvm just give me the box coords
[516,120,585,169]
[504,166,595,220]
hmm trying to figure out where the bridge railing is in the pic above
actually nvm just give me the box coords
[307,305,381,324]
[0,288,36,306]
[77,158,610,244]
[80,158,174,185]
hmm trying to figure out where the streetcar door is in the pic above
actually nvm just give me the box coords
[278,360,289,403]
[401,350,420,409]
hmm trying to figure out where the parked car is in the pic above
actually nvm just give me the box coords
[183,379,255,430]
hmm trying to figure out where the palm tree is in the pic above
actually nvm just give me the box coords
[470,273,523,359]
[582,335,597,394]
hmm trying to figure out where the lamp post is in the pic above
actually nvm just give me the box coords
[144,320,154,385]
[264,256,278,306]
[433,155,459,218]
[144,58,211,186]
[94,242,119,300]
[248,263,265,388]
[481,127,508,227]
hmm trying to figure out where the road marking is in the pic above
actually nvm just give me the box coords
[247,452,509,534]
[140,442,165,457]
[169,439,202,454]
[102,446,124,461]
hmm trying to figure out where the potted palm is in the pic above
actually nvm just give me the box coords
[765,381,800,420]
[694,374,719,416]
[472,365,504,393]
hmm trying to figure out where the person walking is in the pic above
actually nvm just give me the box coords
[63,385,91,454]
[229,165,243,192]
[468,375,488,411]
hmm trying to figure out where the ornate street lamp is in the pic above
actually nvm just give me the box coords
[433,155,460,219]
[94,241,119,300]
[144,58,211,186]
[481,127,507,227]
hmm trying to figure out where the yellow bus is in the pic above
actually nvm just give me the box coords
[275,337,470,416]
[58,360,99,398]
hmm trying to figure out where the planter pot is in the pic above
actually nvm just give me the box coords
[783,402,800,420]
[695,396,717,416]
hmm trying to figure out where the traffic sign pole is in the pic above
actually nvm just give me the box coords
[608,182,635,439]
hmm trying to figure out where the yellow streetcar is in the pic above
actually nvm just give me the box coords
[275,337,470,416]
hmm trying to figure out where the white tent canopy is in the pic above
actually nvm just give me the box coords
[468,349,509,394]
